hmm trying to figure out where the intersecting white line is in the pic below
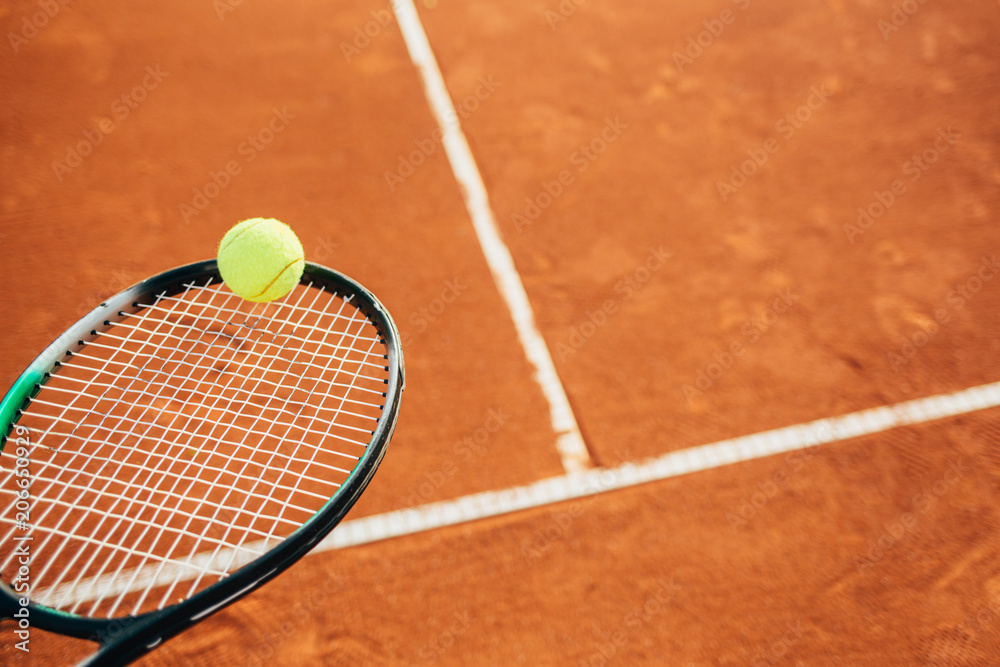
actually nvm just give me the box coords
[50,379,1000,607]
[391,0,592,473]
[316,380,1000,550]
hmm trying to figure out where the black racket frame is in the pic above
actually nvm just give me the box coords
[0,260,404,665]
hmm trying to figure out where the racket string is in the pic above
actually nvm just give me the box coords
[91,281,365,616]
[34,278,248,611]
[0,279,217,584]
[252,316,384,557]
[180,284,357,592]
[24,395,362,470]
[143,281,354,610]
[0,278,390,618]
[109,285,308,615]
[204,292,382,592]
[39,376,382,444]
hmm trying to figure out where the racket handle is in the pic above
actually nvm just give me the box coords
[76,635,159,667]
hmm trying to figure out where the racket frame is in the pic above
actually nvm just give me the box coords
[0,260,403,665]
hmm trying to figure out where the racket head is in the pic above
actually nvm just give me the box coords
[0,260,403,660]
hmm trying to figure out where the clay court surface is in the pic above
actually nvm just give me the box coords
[2,0,1000,664]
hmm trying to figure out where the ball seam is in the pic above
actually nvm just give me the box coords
[252,258,304,300]
[218,218,269,255]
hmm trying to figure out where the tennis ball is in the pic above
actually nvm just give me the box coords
[217,218,305,302]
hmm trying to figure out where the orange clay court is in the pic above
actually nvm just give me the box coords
[2,0,1000,664]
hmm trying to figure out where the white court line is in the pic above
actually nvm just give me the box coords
[391,0,592,473]
[322,380,1000,549]
[52,380,1000,606]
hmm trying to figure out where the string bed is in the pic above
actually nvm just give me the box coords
[0,277,389,618]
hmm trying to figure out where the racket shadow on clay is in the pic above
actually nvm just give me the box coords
[0,260,404,666]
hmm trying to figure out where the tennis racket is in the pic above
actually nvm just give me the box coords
[0,260,404,666]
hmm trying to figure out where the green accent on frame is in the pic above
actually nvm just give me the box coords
[0,369,44,451]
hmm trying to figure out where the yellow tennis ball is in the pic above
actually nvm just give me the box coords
[217,218,305,302]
